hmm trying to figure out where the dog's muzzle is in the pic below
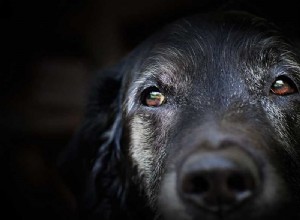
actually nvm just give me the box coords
[177,146,261,214]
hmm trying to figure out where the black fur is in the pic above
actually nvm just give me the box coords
[59,11,300,220]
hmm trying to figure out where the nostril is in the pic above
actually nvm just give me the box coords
[183,174,210,194]
[178,151,260,212]
[227,172,255,201]
[227,173,248,192]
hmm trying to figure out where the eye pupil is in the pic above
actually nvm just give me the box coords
[142,87,165,107]
[270,76,298,96]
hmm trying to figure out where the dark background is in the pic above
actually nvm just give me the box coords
[1,0,300,219]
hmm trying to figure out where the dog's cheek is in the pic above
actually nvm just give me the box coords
[261,100,300,198]
[129,112,175,205]
[130,116,155,184]
[261,100,295,152]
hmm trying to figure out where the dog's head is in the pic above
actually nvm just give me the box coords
[61,11,300,220]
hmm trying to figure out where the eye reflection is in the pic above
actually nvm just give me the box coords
[142,87,165,107]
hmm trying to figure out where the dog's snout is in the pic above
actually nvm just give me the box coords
[178,149,261,213]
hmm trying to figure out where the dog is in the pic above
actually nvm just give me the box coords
[59,11,300,220]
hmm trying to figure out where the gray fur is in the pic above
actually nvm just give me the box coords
[122,12,300,219]
[61,11,300,220]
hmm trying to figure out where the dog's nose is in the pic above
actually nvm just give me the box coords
[178,150,260,212]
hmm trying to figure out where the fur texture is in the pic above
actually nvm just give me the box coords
[59,11,300,220]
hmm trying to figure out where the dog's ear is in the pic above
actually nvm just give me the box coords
[84,71,125,219]
[58,61,126,214]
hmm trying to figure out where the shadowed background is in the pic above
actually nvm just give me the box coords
[1,0,299,219]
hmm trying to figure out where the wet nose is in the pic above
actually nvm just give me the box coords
[178,150,260,212]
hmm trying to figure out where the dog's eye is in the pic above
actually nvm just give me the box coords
[270,76,298,96]
[141,87,165,107]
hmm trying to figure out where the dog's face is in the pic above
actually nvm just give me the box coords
[121,12,300,219]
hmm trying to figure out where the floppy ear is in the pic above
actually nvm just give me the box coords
[86,68,125,207]
[58,62,126,216]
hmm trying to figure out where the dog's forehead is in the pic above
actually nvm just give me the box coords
[132,13,299,89]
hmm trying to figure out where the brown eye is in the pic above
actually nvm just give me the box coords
[270,76,298,96]
[142,87,165,107]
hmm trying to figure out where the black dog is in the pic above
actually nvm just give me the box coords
[59,11,300,220]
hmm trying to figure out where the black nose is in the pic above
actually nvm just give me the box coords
[178,150,260,212]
